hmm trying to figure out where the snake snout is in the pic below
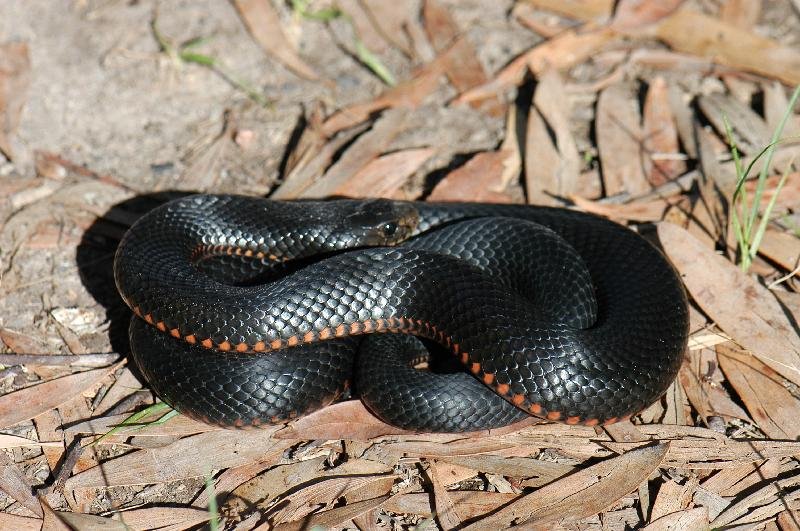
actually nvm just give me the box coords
[347,199,419,246]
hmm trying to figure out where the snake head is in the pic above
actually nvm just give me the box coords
[344,199,419,246]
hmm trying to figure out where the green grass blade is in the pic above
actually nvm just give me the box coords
[180,36,213,50]
[745,85,800,240]
[206,470,220,531]
[91,402,174,445]
[354,37,396,86]
[749,157,795,261]
[180,51,216,67]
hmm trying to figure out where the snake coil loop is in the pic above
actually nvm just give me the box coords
[115,194,688,432]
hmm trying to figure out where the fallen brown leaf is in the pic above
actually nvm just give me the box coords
[454,25,617,105]
[529,69,580,200]
[360,0,417,57]
[338,0,389,54]
[224,455,329,515]
[717,346,800,440]
[711,469,800,527]
[777,508,800,530]
[0,463,42,518]
[720,0,761,29]
[40,496,70,531]
[596,82,650,196]
[301,108,409,198]
[0,327,53,355]
[654,8,800,85]
[611,0,686,33]
[0,513,40,531]
[700,460,774,496]
[233,0,320,81]
[64,412,216,437]
[274,494,392,531]
[764,81,800,136]
[522,0,613,21]
[649,477,698,521]
[64,428,291,489]
[0,363,121,429]
[679,352,750,426]
[274,400,412,440]
[339,147,435,199]
[384,491,517,520]
[642,77,685,186]
[271,121,369,200]
[0,41,31,161]
[321,39,460,136]
[436,455,574,487]
[268,472,396,525]
[423,0,504,117]
[113,507,210,531]
[461,444,668,528]
[642,507,709,531]
[428,461,462,530]
[512,3,571,38]
[658,222,800,387]
[759,229,800,273]
[571,195,682,222]
[524,105,562,206]
[52,512,126,530]
[428,150,520,203]
[697,92,771,156]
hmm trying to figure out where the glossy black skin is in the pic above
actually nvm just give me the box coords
[114,195,689,431]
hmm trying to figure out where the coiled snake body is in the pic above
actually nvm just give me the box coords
[114,195,688,432]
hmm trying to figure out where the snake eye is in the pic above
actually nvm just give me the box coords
[382,222,398,237]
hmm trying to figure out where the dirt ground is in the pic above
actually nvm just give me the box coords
[1,0,800,529]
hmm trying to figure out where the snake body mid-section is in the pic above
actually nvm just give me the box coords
[114,195,688,431]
